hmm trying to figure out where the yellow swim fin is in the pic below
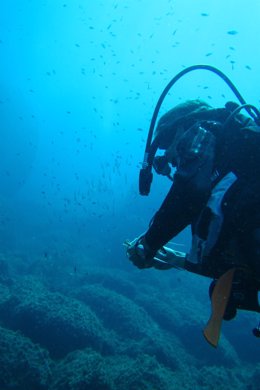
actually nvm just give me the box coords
[203,268,235,347]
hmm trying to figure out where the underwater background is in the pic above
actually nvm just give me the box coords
[0,0,260,389]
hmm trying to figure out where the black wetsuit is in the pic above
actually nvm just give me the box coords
[144,110,260,279]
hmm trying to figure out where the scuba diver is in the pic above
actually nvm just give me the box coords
[125,65,260,347]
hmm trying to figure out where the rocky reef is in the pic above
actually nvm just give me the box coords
[0,252,259,389]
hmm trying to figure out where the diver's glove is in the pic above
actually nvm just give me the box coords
[126,235,156,269]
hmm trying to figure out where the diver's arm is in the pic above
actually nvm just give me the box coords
[144,171,210,251]
[145,127,216,252]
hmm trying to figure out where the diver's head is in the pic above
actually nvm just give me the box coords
[153,99,212,171]
[155,99,212,149]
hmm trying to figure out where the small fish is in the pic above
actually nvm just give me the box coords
[227,30,238,35]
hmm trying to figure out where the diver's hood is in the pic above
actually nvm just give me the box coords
[154,99,229,150]
[156,100,260,151]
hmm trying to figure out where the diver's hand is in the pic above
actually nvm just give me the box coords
[125,236,155,269]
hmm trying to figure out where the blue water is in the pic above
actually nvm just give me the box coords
[0,1,260,389]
